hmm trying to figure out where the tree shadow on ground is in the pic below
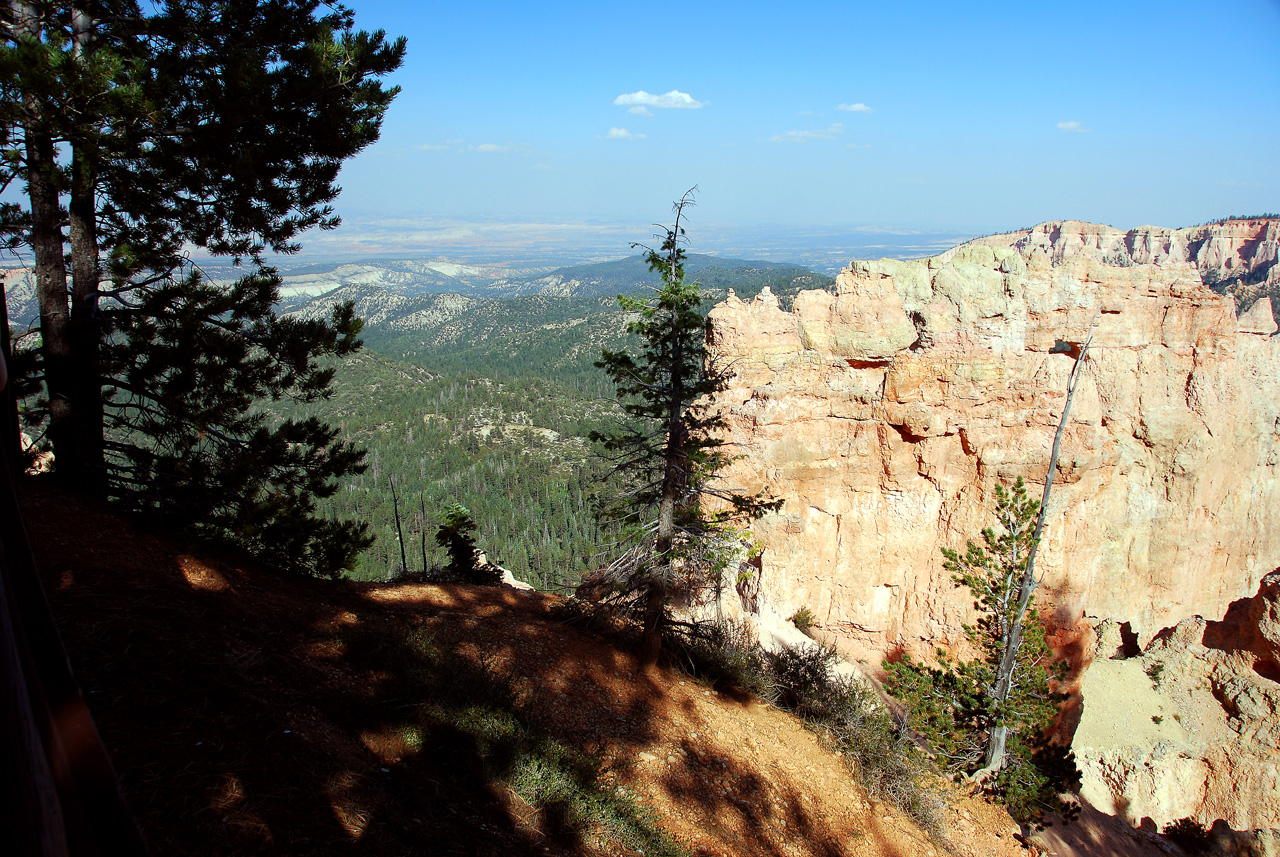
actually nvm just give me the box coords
[25,480,892,857]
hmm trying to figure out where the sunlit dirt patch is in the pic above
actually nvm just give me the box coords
[178,555,231,591]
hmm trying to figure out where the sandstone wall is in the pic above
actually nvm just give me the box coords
[706,220,1280,665]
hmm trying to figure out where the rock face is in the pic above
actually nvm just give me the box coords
[1073,572,1280,832]
[705,218,1280,665]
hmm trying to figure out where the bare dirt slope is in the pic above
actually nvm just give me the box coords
[26,480,1042,857]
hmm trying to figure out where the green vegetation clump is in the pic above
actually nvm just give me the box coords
[1145,661,1165,688]
[433,503,501,586]
[790,605,817,636]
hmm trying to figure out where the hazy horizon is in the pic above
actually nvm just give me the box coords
[280,212,981,273]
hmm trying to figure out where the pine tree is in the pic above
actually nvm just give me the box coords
[884,479,1081,827]
[1,1,404,575]
[434,503,499,586]
[592,189,778,665]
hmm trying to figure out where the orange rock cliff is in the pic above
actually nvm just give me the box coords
[706,218,1280,665]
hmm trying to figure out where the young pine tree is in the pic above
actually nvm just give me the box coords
[884,478,1079,827]
[592,189,777,665]
[435,503,500,586]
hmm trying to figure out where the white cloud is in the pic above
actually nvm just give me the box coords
[770,122,844,144]
[613,89,705,109]
[837,102,872,113]
[474,143,507,152]
[628,105,654,116]
[603,127,645,140]
[797,110,814,116]
[1056,120,1090,133]
[416,143,450,151]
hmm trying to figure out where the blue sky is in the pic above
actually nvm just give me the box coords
[320,0,1279,262]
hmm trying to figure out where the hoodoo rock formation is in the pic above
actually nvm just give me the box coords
[705,217,1280,830]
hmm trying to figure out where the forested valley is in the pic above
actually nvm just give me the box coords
[273,259,834,587]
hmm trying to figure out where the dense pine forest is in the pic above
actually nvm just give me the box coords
[268,349,619,587]
[275,261,834,587]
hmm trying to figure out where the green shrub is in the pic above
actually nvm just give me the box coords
[789,606,816,636]
[434,503,501,586]
[1145,661,1165,688]
[1163,817,1213,854]
[668,618,777,702]
[884,479,1079,828]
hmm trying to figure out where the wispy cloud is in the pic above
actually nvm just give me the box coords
[602,127,645,140]
[770,122,844,144]
[1056,120,1090,133]
[417,138,465,151]
[613,89,705,109]
[628,105,654,116]
[837,102,872,113]
[471,142,524,153]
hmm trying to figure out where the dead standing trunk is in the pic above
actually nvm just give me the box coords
[975,325,1095,779]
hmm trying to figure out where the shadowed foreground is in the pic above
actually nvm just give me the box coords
[25,480,1038,857]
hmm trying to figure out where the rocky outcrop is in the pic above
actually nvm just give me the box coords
[1073,571,1280,832]
[705,219,1280,667]
[957,218,1280,313]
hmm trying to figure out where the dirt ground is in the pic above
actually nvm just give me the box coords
[18,480,1168,857]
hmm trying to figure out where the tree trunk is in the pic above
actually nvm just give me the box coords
[640,278,688,667]
[642,433,682,665]
[66,9,106,494]
[30,140,73,472]
[977,327,1094,778]
[0,281,20,475]
[68,144,106,494]
[14,3,75,477]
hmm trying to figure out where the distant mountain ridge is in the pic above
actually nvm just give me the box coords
[0,253,830,327]
[275,253,826,305]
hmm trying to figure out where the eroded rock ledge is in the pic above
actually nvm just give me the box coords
[1075,571,1280,833]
